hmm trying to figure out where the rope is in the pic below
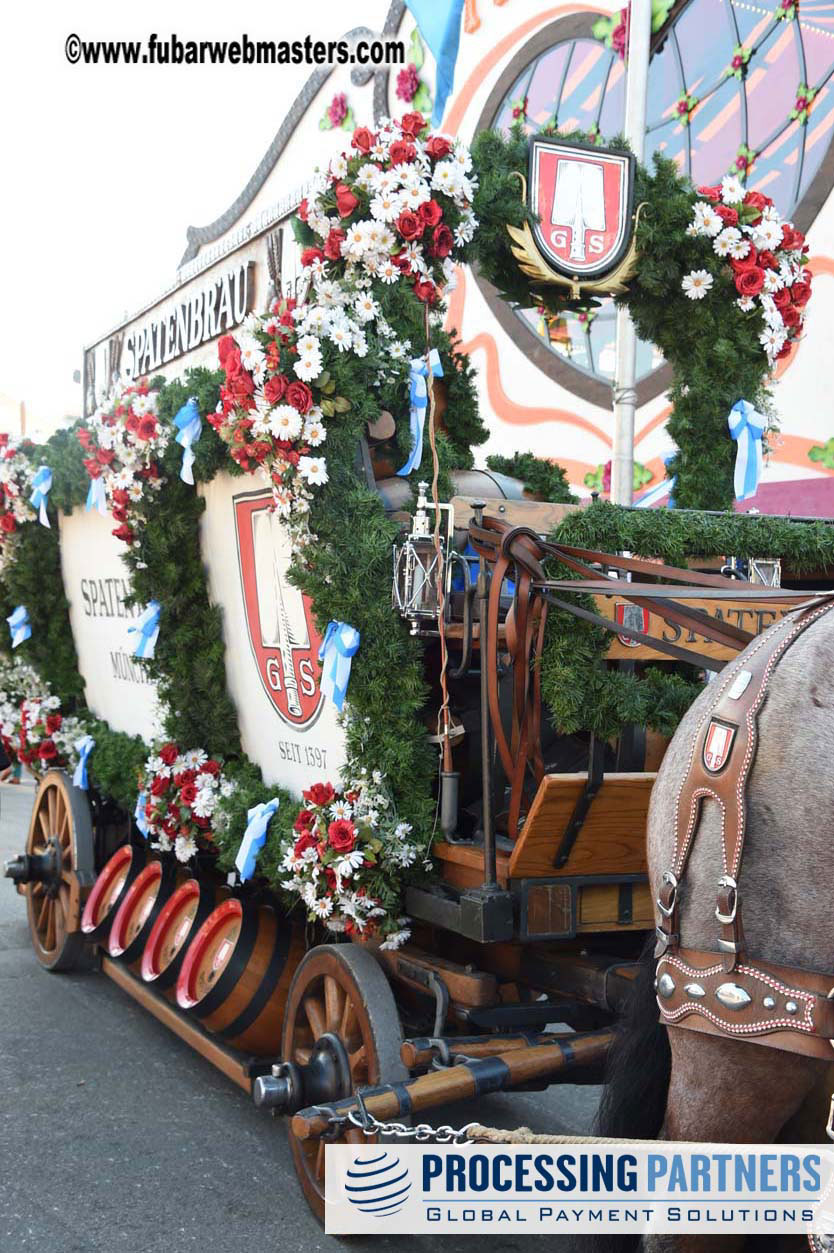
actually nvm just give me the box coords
[466,1125,701,1145]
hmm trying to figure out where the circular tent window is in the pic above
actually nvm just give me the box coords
[478,2,834,405]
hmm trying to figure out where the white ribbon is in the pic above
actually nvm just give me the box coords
[7,606,30,649]
[29,466,52,527]
[727,399,766,501]
[86,475,108,515]
[72,735,95,790]
[396,349,443,477]
[173,396,202,485]
[235,798,281,882]
[135,790,150,838]
[128,601,161,659]
[318,621,360,711]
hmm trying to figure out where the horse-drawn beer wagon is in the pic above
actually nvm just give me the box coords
[3,107,833,1230]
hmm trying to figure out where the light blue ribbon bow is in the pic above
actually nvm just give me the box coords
[72,735,95,790]
[7,606,30,649]
[135,790,150,838]
[173,396,202,485]
[318,621,360,711]
[85,474,108,515]
[128,601,161,659]
[235,798,281,882]
[397,349,444,477]
[29,466,52,527]
[635,451,677,510]
[728,399,766,501]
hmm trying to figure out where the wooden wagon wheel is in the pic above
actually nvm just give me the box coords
[22,770,95,970]
[281,942,407,1224]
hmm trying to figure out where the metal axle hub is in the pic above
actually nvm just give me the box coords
[4,837,61,891]
[253,1031,353,1116]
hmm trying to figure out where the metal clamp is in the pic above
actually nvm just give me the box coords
[656,869,679,918]
[715,874,738,924]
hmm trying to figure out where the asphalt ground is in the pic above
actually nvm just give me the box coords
[0,783,598,1253]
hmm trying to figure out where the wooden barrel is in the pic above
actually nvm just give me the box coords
[106,859,177,968]
[140,878,218,991]
[80,844,146,944]
[175,898,304,1055]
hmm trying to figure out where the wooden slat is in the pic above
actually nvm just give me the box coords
[577,883,653,932]
[599,595,794,662]
[450,496,582,533]
[433,841,509,889]
[377,943,498,1007]
[508,773,655,880]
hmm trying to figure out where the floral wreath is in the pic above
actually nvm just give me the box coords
[0,435,37,574]
[140,743,237,864]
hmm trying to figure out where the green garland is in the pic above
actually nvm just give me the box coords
[470,127,775,510]
[485,451,576,502]
[539,501,834,742]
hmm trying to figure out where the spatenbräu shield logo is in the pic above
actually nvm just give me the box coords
[234,491,324,727]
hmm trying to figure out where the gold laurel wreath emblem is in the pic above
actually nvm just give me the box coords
[507,171,645,301]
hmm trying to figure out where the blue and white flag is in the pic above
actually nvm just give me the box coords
[86,475,107,515]
[135,790,150,838]
[397,349,443,477]
[7,606,30,649]
[128,601,161,659]
[727,399,766,501]
[235,798,281,882]
[635,452,677,509]
[29,466,52,527]
[72,735,95,790]
[173,396,202,485]
[405,0,465,126]
[318,621,360,711]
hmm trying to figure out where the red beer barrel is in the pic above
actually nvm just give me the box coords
[106,859,177,967]
[175,898,304,1055]
[80,844,146,943]
[140,878,218,990]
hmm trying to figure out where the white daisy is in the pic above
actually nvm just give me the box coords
[345,221,369,257]
[174,835,198,863]
[354,163,378,190]
[379,259,399,284]
[298,456,328,486]
[294,349,323,382]
[303,416,326,447]
[721,175,745,205]
[736,296,756,312]
[760,325,786,355]
[431,161,463,195]
[681,270,714,300]
[329,154,348,179]
[713,227,741,257]
[762,268,784,294]
[727,235,751,260]
[353,292,380,323]
[296,333,321,358]
[370,191,403,222]
[329,800,353,820]
[752,218,784,251]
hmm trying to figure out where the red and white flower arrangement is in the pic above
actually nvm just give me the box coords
[0,435,36,574]
[140,744,237,864]
[77,379,169,546]
[279,770,423,948]
[0,669,87,776]
[683,174,812,366]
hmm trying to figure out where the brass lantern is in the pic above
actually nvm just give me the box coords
[392,481,454,635]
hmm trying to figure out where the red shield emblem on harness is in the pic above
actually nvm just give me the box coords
[529,139,635,279]
[703,719,737,773]
[615,601,649,648]
[234,492,324,728]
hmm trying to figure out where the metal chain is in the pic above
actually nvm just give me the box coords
[312,1091,478,1145]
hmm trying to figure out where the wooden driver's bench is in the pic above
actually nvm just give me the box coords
[434,771,655,941]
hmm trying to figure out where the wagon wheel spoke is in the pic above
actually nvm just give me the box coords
[47,786,57,836]
[303,995,327,1040]
[324,975,345,1033]
[293,1046,312,1066]
[58,884,71,927]
[44,900,56,952]
[340,997,358,1043]
[345,1127,367,1144]
[349,1044,367,1078]
[315,1139,325,1180]
[37,809,50,842]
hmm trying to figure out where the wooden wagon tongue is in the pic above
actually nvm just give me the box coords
[106,859,178,970]
[175,897,304,1056]
[140,878,219,991]
[80,844,146,944]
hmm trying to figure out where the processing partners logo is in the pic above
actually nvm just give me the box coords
[344,1149,412,1217]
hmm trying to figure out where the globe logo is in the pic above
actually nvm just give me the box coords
[344,1150,412,1217]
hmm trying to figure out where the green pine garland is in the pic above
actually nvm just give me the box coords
[485,451,576,502]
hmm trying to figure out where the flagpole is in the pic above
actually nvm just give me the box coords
[610,0,652,507]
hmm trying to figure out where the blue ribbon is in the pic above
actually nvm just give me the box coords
[397,350,443,477]
[235,798,281,882]
[318,621,360,711]
[173,396,202,485]
[72,735,95,790]
[85,475,107,515]
[135,790,150,838]
[727,399,766,501]
[29,466,52,527]
[128,601,161,659]
[7,606,30,649]
[635,452,677,510]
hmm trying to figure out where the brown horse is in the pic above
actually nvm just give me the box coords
[596,607,834,1252]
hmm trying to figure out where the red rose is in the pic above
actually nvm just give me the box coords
[757,249,778,271]
[298,198,309,222]
[791,279,812,307]
[418,199,443,227]
[735,267,765,297]
[150,775,169,797]
[715,205,738,227]
[173,769,196,788]
[697,185,722,203]
[137,415,157,441]
[112,524,134,544]
[293,829,319,858]
[300,247,324,268]
[159,743,178,766]
[425,136,452,160]
[180,783,198,806]
[396,210,424,241]
[351,127,376,153]
[303,781,335,807]
[264,375,288,405]
[83,458,102,479]
[334,182,359,218]
[325,866,339,893]
[327,819,356,853]
[193,814,211,831]
[773,287,792,310]
[76,428,93,450]
[413,279,439,305]
[742,190,771,224]
[781,224,805,251]
[252,441,271,462]
[46,713,62,734]
[285,381,313,414]
[96,448,115,466]
[222,346,243,381]
[125,414,141,434]
[37,739,58,762]
[217,335,238,367]
[293,808,316,834]
[111,489,130,506]
[324,227,347,261]
[430,224,454,257]
[399,111,425,138]
[202,760,221,776]
[730,246,758,273]
[391,251,412,273]
[781,305,800,329]
[0,514,15,534]
[389,140,416,165]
